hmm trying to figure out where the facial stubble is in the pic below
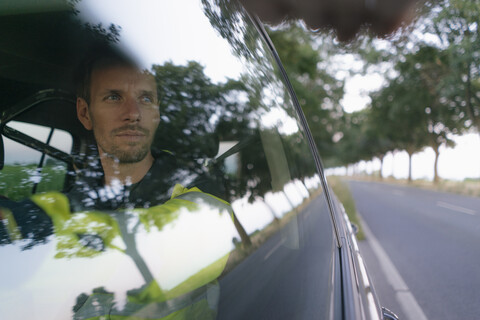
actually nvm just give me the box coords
[95,123,156,164]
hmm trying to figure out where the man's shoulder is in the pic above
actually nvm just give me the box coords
[127,151,179,206]
[149,150,178,173]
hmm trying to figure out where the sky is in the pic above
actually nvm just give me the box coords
[75,0,243,83]
[326,133,480,181]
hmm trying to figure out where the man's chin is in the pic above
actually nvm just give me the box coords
[117,151,150,164]
[104,146,151,164]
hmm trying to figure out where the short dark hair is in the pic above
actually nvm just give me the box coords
[74,46,136,105]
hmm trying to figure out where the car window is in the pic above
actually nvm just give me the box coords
[0,1,337,319]
[1,122,72,199]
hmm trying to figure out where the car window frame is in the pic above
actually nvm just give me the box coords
[249,15,342,248]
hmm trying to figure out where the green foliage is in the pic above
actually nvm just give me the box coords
[268,25,320,78]
[327,1,479,181]
[333,110,383,167]
[365,43,467,181]
[429,0,480,131]
[0,164,66,201]
[153,61,236,159]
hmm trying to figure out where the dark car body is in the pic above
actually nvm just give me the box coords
[0,0,394,319]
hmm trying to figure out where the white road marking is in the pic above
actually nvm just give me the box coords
[436,201,476,216]
[264,238,286,261]
[359,214,428,320]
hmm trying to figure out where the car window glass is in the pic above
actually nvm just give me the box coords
[1,122,72,200]
[6,121,73,155]
[0,1,337,319]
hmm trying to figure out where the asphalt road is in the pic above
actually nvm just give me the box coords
[348,180,480,320]
[217,195,336,320]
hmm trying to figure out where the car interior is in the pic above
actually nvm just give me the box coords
[0,15,262,205]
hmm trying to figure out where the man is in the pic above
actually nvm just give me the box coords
[77,65,160,185]
[70,53,223,211]
[67,54,229,320]
[76,58,160,187]
[69,52,179,210]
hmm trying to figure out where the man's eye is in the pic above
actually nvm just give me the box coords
[140,95,154,104]
[105,94,121,101]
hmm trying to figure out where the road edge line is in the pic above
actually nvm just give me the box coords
[358,213,428,320]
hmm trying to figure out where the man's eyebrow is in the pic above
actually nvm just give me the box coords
[138,90,157,100]
[138,89,155,96]
[99,89,123,95]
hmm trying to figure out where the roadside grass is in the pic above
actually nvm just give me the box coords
[327,175,365,240]
[350,174,480,198]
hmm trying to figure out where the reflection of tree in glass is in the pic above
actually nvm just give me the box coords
[282,134,318,180]
[151,57,315,206]
[267,25,345,163]
[69,0,122,43]
[153,61,257,248]
[2,190,227,317]
[153,61,244,161]
[202,0,291,110]
[65,193,232,319]
[202,0,262,62]
[72,286,115,315]
[152,60,318,250]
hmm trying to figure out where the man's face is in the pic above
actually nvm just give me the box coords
[77,65,160,163]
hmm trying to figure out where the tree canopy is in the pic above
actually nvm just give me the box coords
[267,1,479,182]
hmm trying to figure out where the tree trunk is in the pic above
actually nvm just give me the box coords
[390,151,396,178]
[224,179,252,247]
[263,198,280,223]
[116,213,157,287]
[232,210,252,247]
[283,191,296,212]
[407,150,413,183]
[379,155,385,180]
[300,180,311,196]
[433,146,440,184]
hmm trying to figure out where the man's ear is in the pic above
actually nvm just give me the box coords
[76,97,93,130]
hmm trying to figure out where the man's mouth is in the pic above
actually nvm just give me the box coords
[116,130,146,137]
[112,126,150,144]
[113,125,149,138]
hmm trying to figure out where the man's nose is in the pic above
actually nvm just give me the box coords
[122,97,141,122]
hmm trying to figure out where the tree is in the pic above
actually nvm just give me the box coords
[367,44,464,182]
[153,61,242,160]
[334,110,368,167]
[363,109,394,179]
[426,0,480,134]
[401,45,462,182]
[370,77,428,182]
